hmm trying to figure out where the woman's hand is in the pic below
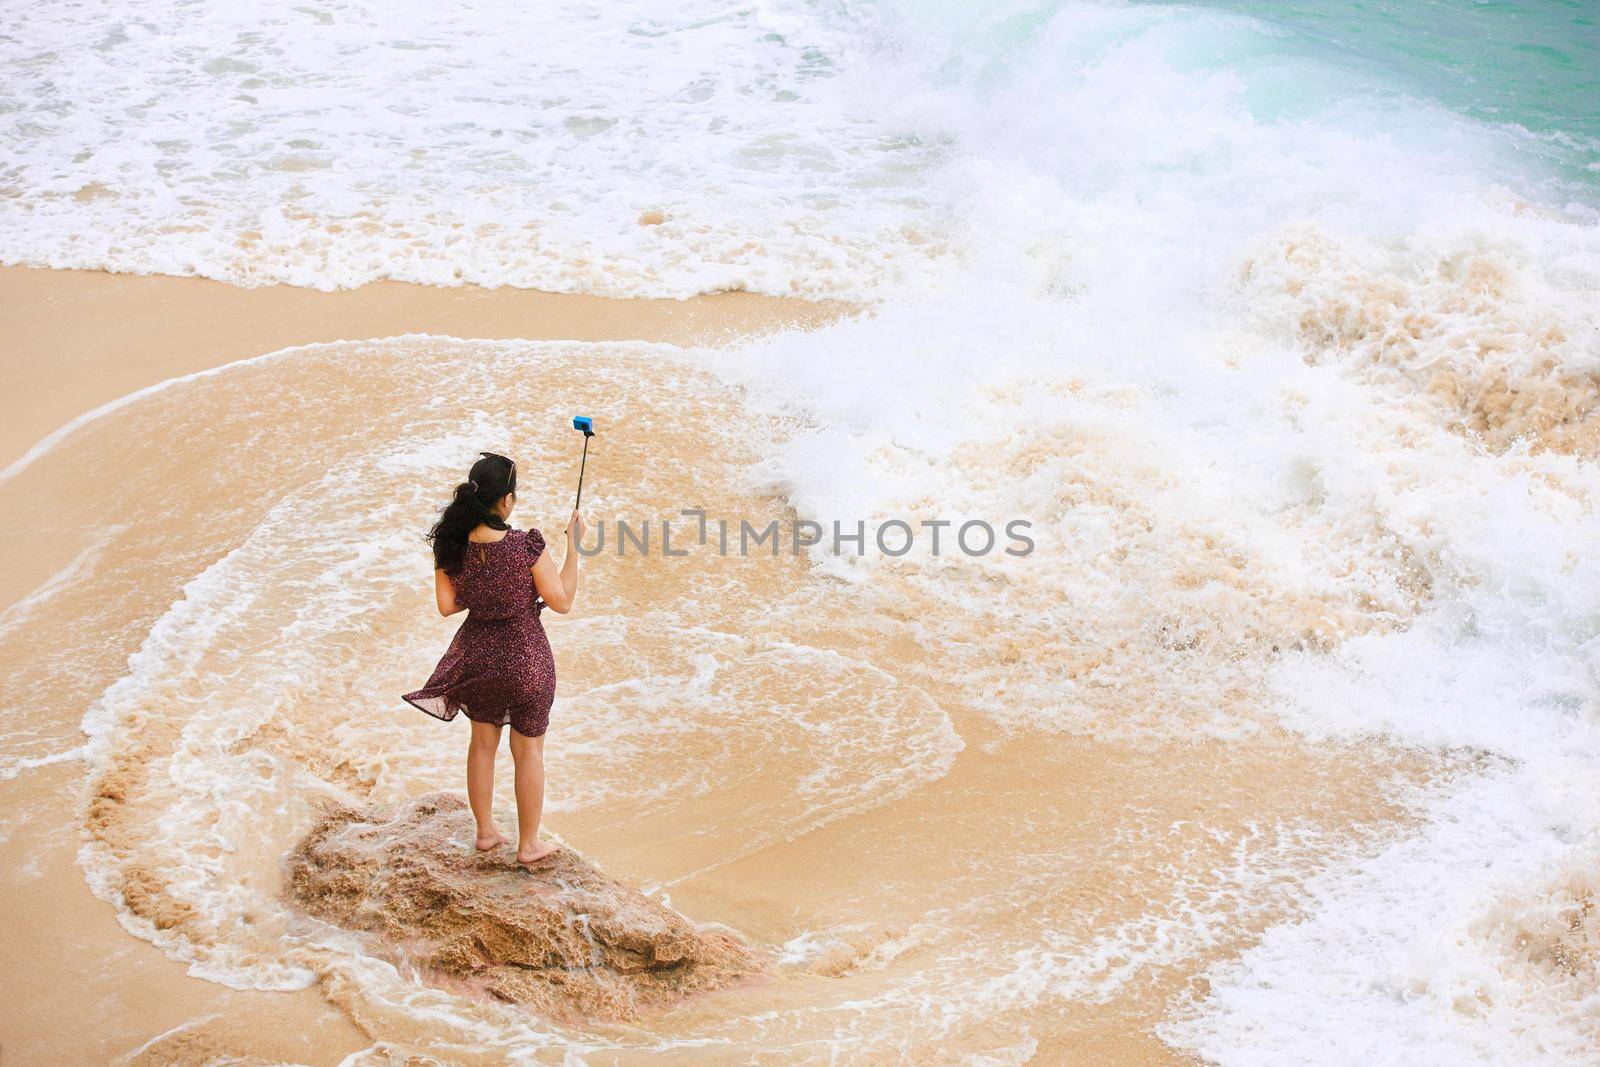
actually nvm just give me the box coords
[567,510,585,543]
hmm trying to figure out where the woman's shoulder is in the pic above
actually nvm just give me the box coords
[521,526,546,558]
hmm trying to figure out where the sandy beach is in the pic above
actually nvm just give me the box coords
[0,266,856,473]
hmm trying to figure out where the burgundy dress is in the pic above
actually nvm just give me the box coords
[403,528,557,738]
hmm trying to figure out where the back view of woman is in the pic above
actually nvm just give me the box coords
[403,451,583,864]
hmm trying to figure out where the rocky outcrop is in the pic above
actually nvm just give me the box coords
[285,792,760,1020]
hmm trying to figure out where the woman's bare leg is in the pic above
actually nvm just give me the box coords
[467,720,506,850]
[509,730,559,863]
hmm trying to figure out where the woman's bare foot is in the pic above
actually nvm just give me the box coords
[474,828,507,851]
[516,839,560,864]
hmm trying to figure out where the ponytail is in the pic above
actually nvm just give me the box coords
[426,452,518,573]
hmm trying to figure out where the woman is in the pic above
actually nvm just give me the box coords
[402,451,582,864]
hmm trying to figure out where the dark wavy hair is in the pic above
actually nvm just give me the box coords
[427,452,518,573]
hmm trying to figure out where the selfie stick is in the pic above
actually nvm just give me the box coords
[572,416,595,509]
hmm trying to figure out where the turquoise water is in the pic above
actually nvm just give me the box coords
[1152,0,1600,195]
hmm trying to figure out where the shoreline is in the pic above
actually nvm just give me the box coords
[0,265,862,471]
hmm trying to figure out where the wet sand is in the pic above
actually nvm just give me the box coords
[0,265,857,472]
[0,268,1446,1064]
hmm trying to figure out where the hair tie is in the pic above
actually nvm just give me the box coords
[468,479,479,492]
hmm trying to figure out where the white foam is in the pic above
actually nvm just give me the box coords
[1160,768,1600,1064]
[0,0,959,299]
[666,6,1600,1057]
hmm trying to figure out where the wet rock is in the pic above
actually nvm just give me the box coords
[285,791,760,1020]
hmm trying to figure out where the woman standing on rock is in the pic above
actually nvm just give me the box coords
[403,451,582,865]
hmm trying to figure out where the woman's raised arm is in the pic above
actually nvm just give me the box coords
[531,511,583,614]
